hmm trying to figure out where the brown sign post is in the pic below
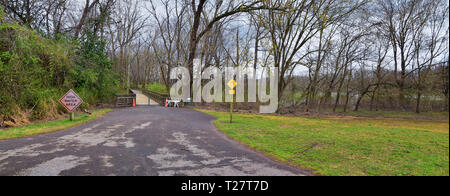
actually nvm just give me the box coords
[59,89,83,121]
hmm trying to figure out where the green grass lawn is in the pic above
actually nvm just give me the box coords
[117,88,131,94]
[0,109,112,140]
[199,109,449,176]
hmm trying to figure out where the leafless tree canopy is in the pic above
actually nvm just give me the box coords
[1,0,448,113]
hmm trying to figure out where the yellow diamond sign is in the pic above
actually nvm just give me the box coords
[227,79,237,89]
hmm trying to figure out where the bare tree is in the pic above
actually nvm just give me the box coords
[377,0,431,109]
[258,0,365,112]
[410,0,449,113]
[147,0,189,92]
[107,0,147,88]
[186,0,279,97]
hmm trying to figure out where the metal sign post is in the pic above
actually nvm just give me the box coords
[228,79,237,124]
[59,89,83,121]
[230,100,233,124]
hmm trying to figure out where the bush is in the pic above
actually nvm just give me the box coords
[146,82,168,94]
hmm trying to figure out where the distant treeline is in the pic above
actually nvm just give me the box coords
[1,0,449,122]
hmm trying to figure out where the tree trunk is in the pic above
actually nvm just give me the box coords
[344,91,350,113]
[333,91,341,113]
[343,70,352,113]
[187,0,207,98]
[369,85,379,111]
[415,91,422,114]
[74,0,100,38]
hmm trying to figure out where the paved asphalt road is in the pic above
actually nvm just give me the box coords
[0,107,311,176]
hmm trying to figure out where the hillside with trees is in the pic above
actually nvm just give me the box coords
[0,2,119,127]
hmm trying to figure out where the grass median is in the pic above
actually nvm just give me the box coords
[0,109,112,140]
[198,109,449,176]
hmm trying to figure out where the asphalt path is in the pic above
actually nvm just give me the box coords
[0,107,311,176]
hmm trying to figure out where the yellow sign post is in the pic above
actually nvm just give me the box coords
[228,79,237,123]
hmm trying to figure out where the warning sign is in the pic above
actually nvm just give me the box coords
[228,79,237,95]
[227,79,237,89]
[59,89,83,112]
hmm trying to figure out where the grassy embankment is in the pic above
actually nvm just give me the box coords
[143,82,168,94]
[0,109,112,140]
[334,109,449,119]
[199,109,449,176]
[1,17,119,127]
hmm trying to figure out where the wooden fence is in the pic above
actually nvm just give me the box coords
[140,89,170,106]
[115,94,136,107]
